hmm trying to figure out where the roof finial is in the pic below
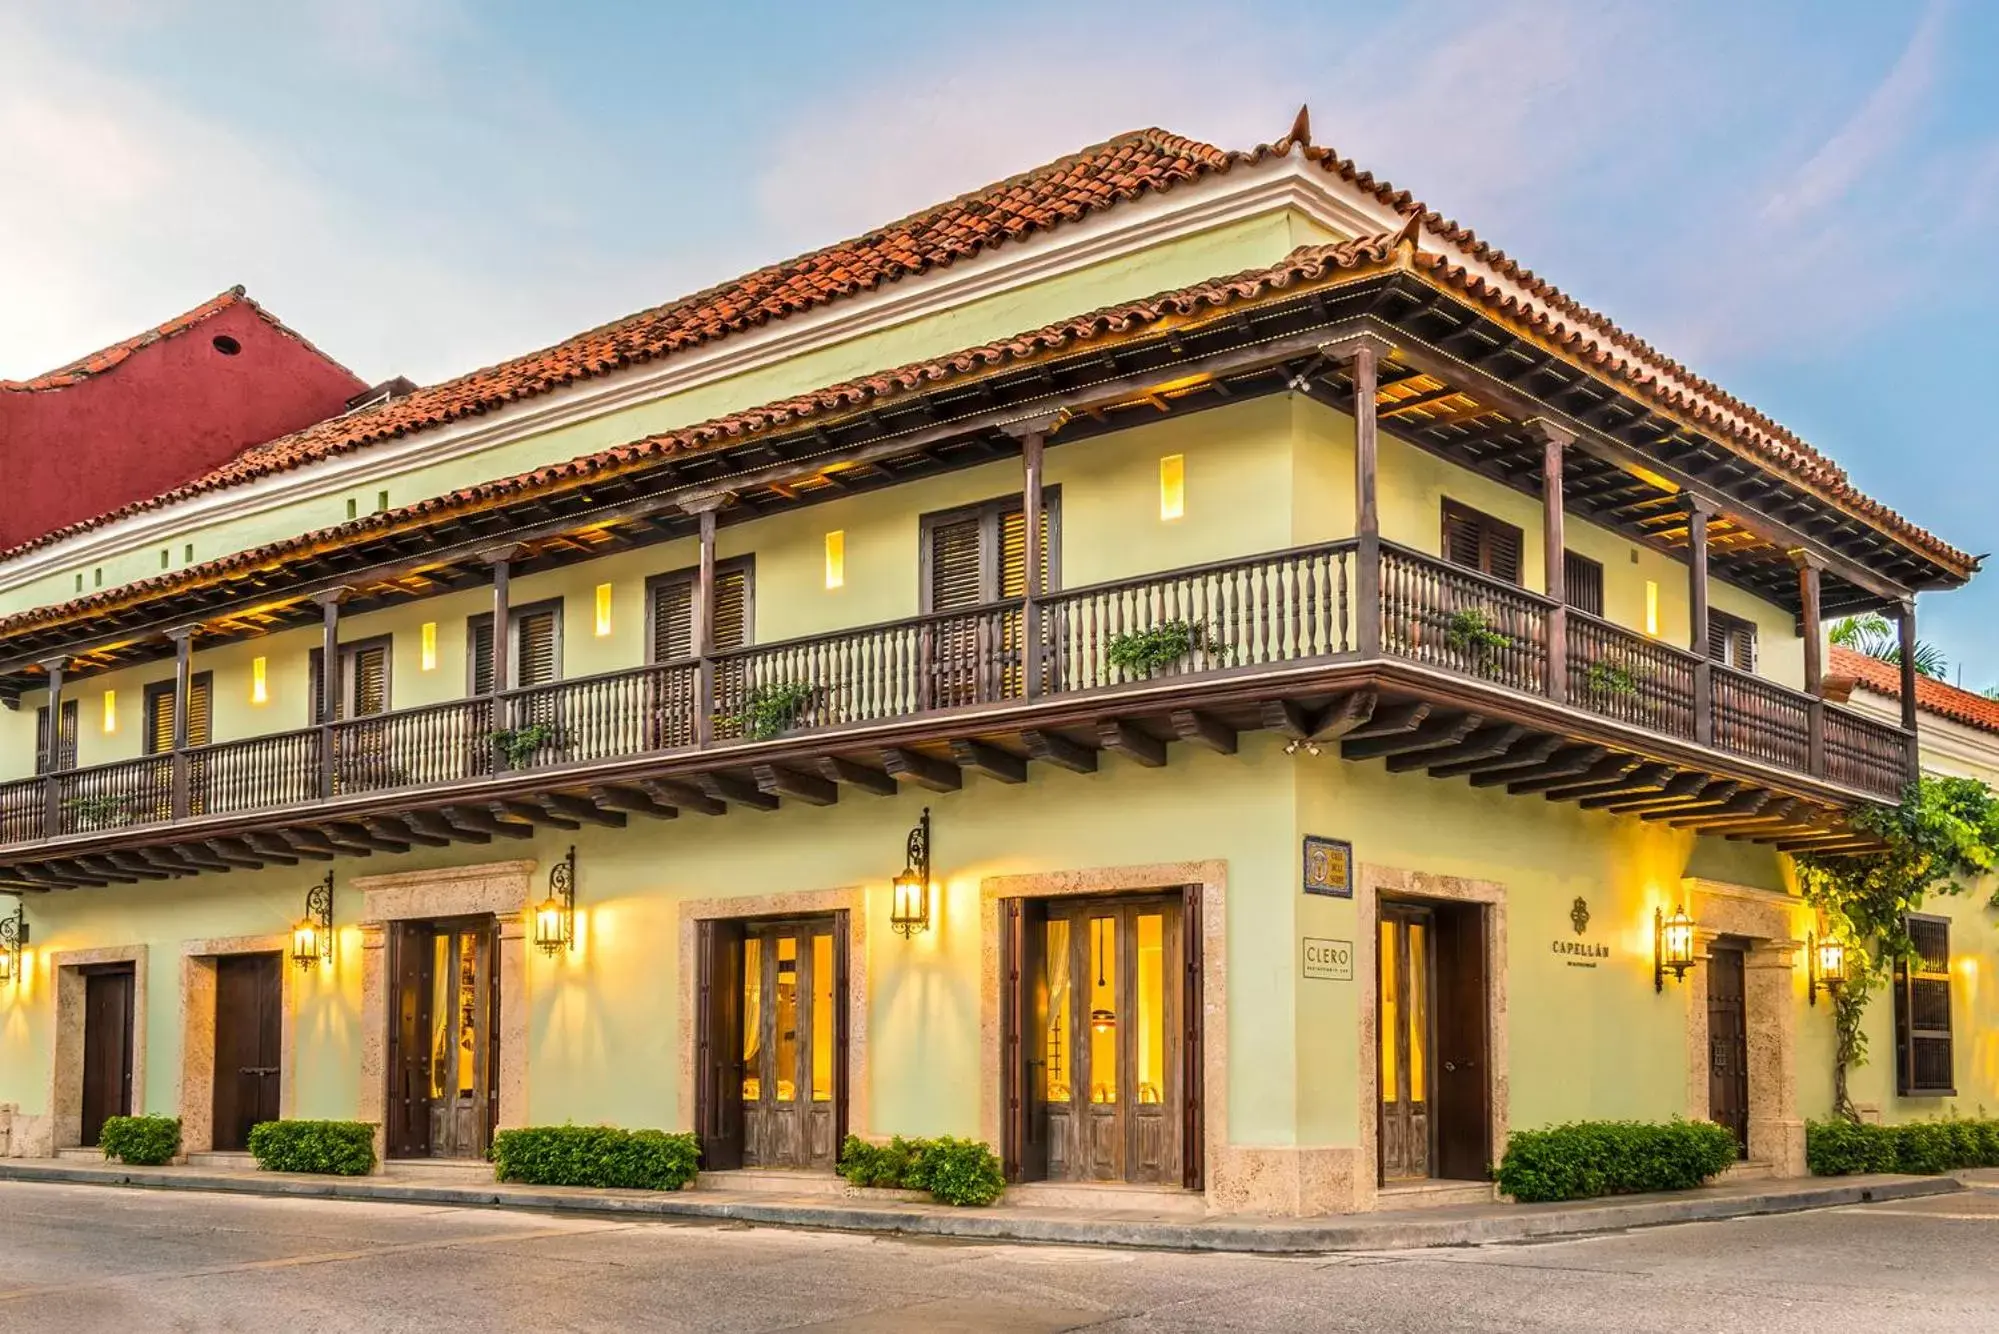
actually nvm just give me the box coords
[1288,104,1312,149]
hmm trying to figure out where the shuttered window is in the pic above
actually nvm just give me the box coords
[310,637,393,721]
[468,599,564,692]
[1708,609,1758,673]
[647,559,753,662]
[1564,550,1604,618]
[1895,914,1956,1097]
[143,674,213,753]
[921,491,1058,612]
[1441,500,1523,584]
[35,700,78,774]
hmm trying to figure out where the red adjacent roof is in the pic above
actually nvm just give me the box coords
[0,116,1975,584]
[3,286,355,392]
[1830,646,1999,737]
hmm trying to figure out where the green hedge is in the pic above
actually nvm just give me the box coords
[837,1134,1005,1207]
[1808,1117,1999,1176]
[1496,1119,1738,1203]
[492,1126,699,1191]
[98,1115,181,1166]
[247,1120,377,1176]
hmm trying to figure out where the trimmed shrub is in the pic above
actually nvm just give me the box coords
[98,1115,181,1166]
[838,1134,1006,1207]
[492,1126,699,1191]
[1496,1119,1738,1203]
[1807,1116,1999,1176]
[248,1120,377,1176]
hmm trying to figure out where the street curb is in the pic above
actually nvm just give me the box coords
[0,1162,1961,1254]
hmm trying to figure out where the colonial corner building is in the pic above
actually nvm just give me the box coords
[0,112,1991,1216]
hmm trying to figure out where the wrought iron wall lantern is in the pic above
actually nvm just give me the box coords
[536,846,577,956]
[1808,930,1847,1007]
[890,808,932,939]
[0,896,27,986]
[1654,905,1699,992]
[291,871,334,971]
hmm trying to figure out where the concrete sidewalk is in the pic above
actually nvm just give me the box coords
[0,1156,1963,1254]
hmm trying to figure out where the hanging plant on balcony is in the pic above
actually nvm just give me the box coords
[1444,608,1511,665]
[1106,620,1213,678]
[62,793,132,830]
[738,681,815,742]
[488,722,563,770]
[1583,657,1641,700]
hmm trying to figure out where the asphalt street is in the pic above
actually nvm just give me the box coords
[1,1179,1995,1332]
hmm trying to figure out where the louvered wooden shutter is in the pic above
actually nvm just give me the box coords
[1707,610,1757,672]
[1442,500,1522,584]
[146,685,175,756]
[1443,505,1483,570]
[515,608,559,688]
[469,618,496,696]
[351,645,389,716]
[651,579,694,662]
[36,700,78,774]
[713,568,749,650]
[309,650,327,724]
[1896,915,1955,1096]
[929,515,984,612]
[1564,551,1604,617]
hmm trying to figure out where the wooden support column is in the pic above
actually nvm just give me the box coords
[167,626,196,820]
[1350,338,1387,658]
[311,588,348,798]
[1795,555,1825,777]
[1686,494,1716,746]
[688,503,723,747]
[1020,428,1047,697]
[1897,597,1922,783]
[38,657,66,838]
[1533,421,1574,703]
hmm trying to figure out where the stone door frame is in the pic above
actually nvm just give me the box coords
[1680,877,1805,1176]
[47,944,149,1152]
[177,934,298,1156]
[354,860,537,1169]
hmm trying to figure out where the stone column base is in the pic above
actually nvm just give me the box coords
[1208,1145,1370,1216]
[1749,1116,1808,1178]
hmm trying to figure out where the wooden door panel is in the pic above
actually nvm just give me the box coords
[1708,944,1749,1157]
[1432,904,1489,1182]
[387,923,434,1160]
[213,953,282,1152]
[80,968,135,1148]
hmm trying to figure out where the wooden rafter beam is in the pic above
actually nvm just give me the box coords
[1098,720,1167,768]
[951,740,1028,785]
[883,748,961,793]
[1022,730,1100,773]
[754,764,839,807]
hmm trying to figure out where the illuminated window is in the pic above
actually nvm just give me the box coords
[1159,455,1185,521]
[825,531,845,589]
[594,583,614,636]
[420,622,438,672]
[251,656,269,705]
[102,689,117,734]
[1644,580,1660,636]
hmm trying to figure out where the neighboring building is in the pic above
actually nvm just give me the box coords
[0,287,367,552]
[1824,646,1999,1121]
[0,116,1986,1215]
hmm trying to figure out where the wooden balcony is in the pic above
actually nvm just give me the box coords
[0,539,1913,887]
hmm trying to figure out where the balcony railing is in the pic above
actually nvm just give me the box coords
[0,538,1914,851]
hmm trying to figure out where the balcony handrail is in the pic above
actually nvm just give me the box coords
[1377,538,1561,610]
[707,600,1029,665]
[498,657,699,699]
[1037,538,1362,606]
[1564,607,1705,670]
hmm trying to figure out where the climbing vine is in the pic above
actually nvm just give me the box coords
[1794,776,1999,1121]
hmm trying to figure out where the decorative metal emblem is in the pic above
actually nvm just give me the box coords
[1570,897,1591,936]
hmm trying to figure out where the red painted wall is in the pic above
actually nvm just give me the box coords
[0,302,367,550]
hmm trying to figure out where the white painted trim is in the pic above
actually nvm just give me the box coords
[0,158,1387,596]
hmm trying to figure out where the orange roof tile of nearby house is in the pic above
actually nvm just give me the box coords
[1831,646,1999,737]
[2,286,352,392]
[0,114,1975,585]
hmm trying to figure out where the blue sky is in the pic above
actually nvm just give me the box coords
[4,1,1996,682]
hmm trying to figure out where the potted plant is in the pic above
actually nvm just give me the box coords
[62,793,132,831]
[488,722,566,770]
[1105,620,1225,678]
[1444,607,1512,674]
[737,682,815,741]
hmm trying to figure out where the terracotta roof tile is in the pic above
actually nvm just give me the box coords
[1830,645,1999,737]
[2,286,354,392]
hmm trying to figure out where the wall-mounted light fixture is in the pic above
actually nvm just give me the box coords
[1809,930,1847,1007]
[1159,455,1186,521]
[536,846,577,956]
[890,808,932,938]
[102,689,117,734]
[825,531,846,590]
[0,896,27,986]
[1654,905,1698,992]
[291,871,334,971]
[594,584,614,637]
[420,622,439,672]
[251,656,269,705]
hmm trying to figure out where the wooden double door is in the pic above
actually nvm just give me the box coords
[1003,890,1203,1188]
[80,964,136,1148]
[696,914,850,1172]
[212,953,283,1151]
[1378,900,1489,1183]
[386,918,500,1160]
